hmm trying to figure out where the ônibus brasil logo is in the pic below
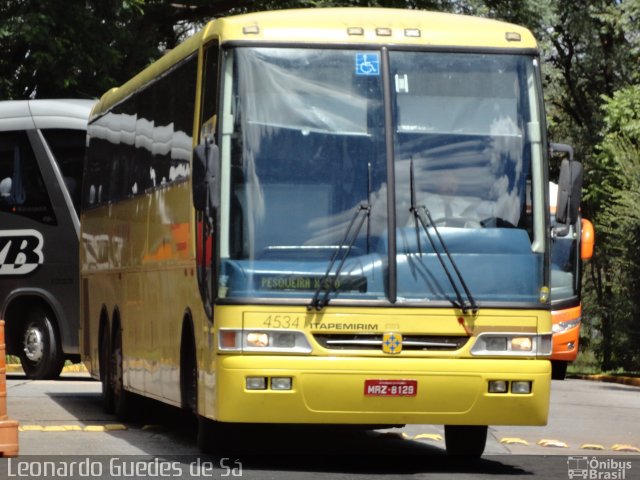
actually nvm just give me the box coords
[0,229,44,275]
[567,456,633,480]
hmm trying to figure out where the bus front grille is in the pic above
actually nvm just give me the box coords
[313,334,469,351]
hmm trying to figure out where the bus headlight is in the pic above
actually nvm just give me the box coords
[471,333,552,357]
[219,329,312,354]
[552,318,581,334]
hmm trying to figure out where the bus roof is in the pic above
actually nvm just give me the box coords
[0,99,95,131]
[205,8,537,49]
[93,8,538,117]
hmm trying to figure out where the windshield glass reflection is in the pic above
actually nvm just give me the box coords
[221,48,388,301]
[218,48,544,305]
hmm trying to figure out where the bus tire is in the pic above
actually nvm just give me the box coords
[100,325,115,414]
[19,307,65,380]
[444,425,487,457]
[551,361,568,380]
[111,324,132,421]
[197,416,231,454]
[180,320,197,412]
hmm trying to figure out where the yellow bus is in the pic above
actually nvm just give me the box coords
[80,8,581,457]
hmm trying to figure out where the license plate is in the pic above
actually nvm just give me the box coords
[364,379,418,397]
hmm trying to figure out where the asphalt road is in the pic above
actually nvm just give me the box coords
[1,374,639,479]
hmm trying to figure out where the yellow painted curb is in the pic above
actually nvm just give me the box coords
[5,363,88,373]
[20,424,125,433]
[5,363,88,374]
[611,444,640,453]
[61,364,89,373]
[63,425,83,431]
[414,433,443,442]
[500,437,529,445]
[42,425,69,432]
[575,374,640,388]
[580,444,605,450]
[83,425,106,432]
[537,439,568,448]
[19,425,43,431]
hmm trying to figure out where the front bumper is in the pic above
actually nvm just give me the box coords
[213,355,551,426]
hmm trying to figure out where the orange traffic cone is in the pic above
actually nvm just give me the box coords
[0,320,19,457]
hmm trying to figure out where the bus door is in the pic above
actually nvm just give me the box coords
[193,42,220,319]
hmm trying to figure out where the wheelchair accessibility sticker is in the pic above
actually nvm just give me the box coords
[355,53,380,76]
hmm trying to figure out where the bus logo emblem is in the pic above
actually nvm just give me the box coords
[0,229,44,275]
[382,332,402,354]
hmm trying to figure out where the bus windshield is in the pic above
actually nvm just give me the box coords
[219,47,544,306]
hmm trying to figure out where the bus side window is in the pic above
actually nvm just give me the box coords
[200,41,220,142]
[0,130,56,225]
[41,129,87,215]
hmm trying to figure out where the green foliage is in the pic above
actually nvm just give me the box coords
[585,85,640,371]
[538,1,639,372]
[0,0,166,99]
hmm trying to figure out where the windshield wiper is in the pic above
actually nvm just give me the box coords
[409,158,478,314]
[308,202,371,311]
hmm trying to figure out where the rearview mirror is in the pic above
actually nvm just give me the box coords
[555,158,583,226]
[192,140,219,211]
[550,143,583,237]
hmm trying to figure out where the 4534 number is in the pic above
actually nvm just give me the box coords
[262,315,300,328]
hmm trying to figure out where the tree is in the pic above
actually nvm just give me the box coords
[0,0,550,100]
[541,0,640,371]
[588,85,640,370]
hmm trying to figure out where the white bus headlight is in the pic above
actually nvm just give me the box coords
[471,333,552,357]
[511,336,533,351]
[219,329,312,354]
[552,318,581,334]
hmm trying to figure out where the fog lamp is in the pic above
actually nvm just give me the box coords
[511,381,532,394]
[271,377,292,391]
[488,380,508,393]
[246,377,267,390]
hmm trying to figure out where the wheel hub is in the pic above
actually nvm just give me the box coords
[23,324,45,363]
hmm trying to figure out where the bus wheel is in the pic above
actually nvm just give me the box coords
[19,308,64,380]
[197,416,232,454]
[111,326,132,420]
[100,327,115,414]
[444,425,487,457]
